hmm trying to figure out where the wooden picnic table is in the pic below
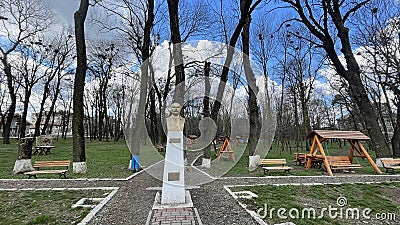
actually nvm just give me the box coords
[34,145,55,155]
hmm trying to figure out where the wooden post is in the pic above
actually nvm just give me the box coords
[306,136,317,170]
[315,136,333,176]
[349,141,365,158]
[357,141,382,174]
[217,137,235,162]
[349,140,354,163]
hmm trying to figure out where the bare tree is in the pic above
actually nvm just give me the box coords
[0,0,53,144]
[87,41,123,141]
[93,0,155,170]
[241,4,261,157]
[285,30,324,150]
[14,38,49,138]
[72,0,89,174]
[281,0,391,158]
[167,0,185,104]
[354,0,400,156]
[33,31,75,137]
[179,0,211,42]
[210,0,262,137]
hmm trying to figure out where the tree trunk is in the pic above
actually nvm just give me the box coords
[130,0,154,170]
[167,0,185,105]
[392,102,400,157]
[41,79,62,135]
[328,1,390,158]
[346,77,391,158]
[202,62,212,161]
[1,56,16,144]
[19,87,32,138]
[210,1,258,123]
[300,95,311,149]
[103,95,109,142]
[34,84,50,137]
[72,0,89,174]
[13,137,34,174]
[292,89,300,148]
[241,12,261,157]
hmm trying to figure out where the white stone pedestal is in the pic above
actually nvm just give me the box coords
[161,131,185,205]
[73,162,87,174]
[249,155,261,171]
[13,159,34,174]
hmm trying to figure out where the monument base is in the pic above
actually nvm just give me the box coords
[154,191,193,209]
[161,130,185,205]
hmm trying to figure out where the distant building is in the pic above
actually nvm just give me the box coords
[29,111,72,136]
[0,113,31,137]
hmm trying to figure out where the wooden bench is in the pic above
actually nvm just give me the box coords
[326,156,362,172]
[24,160,71,179]
[294,153,307,166]
[380,158,400,173]
[293,153,324,168]
[260,159,292,175]
[305,154,325,168]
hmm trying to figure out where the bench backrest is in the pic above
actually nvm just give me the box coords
[33,160,71,168]
[381,158,400,166]
[327,156,351,164]
[260,159,287,165]
[294,153,306,159]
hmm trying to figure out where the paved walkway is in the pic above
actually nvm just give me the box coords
[1,158,400,224]
[149,207,198,225]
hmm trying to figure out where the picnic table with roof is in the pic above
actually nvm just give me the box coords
[305,130,382,176]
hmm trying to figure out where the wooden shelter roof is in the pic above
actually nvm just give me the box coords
[306,130,370,140]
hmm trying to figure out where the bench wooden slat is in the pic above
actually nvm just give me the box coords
[24,170,68,175]
[380,158,400,173]
[325,156,362,172]
[259,159,292,175]
[381,159,400,165]
[332,166,362,170]
[262,166,292,170]
[34,160,70,166]
[260,159,287,164]
[24,160,71,179]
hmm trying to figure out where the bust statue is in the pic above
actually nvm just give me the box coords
[166,103,185,131]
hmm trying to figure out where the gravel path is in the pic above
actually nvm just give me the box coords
[1,164,400,225]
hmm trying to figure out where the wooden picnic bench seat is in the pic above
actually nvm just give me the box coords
[326,156,362,172]
[260,159,292,175]
[294,153,324,168]
[380,158,400,174]
[293,153,306,165]
[23,160,71,179]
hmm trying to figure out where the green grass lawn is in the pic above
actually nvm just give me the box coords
[234,182,400,225]
[0,138,396,179]
[0,189,109,225]
[0,138,158,179]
